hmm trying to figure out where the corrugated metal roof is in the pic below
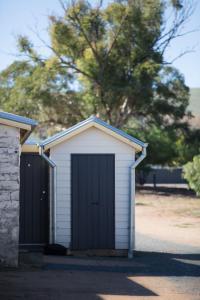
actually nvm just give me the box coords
[0,111,38,127]
[41,115,147,149]
[24,139,39,145]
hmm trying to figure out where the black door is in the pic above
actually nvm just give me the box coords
[19,153,49,245]
[71,154,115,250]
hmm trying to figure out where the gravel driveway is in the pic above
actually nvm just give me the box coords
[0,186,199,299]
[136,232,200,254]
[136,186,200,254]
[0,251,200,300]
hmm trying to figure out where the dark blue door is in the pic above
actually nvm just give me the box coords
[19,153,49,245]
[71,154,115,250]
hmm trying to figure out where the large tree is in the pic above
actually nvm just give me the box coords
[0,0,198,165]
[1,0,193,125]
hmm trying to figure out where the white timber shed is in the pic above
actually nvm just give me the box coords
[39,116,148,257]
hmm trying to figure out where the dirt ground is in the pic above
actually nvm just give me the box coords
[0,185,200,300]
[136,185,200,253]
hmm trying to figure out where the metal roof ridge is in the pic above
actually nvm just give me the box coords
[93,117,147,147]
[40,116,147,149]
[0,111,38,126]
[41,117,93,146]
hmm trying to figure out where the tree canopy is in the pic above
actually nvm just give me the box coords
[0,0,198,165]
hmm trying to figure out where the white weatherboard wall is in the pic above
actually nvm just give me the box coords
[50,127,135,249]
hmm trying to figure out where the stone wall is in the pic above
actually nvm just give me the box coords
[0,125,20,267]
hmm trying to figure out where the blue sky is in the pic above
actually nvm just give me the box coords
[0,0,200,88]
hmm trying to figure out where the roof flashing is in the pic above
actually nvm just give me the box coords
[0,111,38,144]
[0,111,38,127]
[41,116,147,152]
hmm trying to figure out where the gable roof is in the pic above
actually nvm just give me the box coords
[0,111,38,144]
[41,115,147,152]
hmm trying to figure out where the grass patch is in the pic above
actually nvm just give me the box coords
[174,208,200,218]
[136,202,149,206]
[175,223,193,228]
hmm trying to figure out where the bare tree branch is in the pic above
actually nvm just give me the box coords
[155,0,196,56]
[164,47,196,65]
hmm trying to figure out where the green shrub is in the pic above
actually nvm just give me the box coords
[183,155,200,196]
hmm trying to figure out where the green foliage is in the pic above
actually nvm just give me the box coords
[127,124,176,165]
[175,128,200,165]
[0,0,196,166]
[183,155,200,196]
[0,60,87,137]
[1,0,190,126]
[127,122,200,167]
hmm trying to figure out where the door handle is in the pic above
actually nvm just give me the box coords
[40,190,47,201]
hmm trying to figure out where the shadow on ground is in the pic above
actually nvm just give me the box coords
[0,271,157,299]
[135,251,200,276]
[44,251,200,277]
[137,185,197,197]
[0,251,200,299]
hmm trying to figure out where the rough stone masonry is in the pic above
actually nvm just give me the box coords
[0,124,20,267]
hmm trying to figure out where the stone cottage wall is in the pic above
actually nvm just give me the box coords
[0,125,20,267]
